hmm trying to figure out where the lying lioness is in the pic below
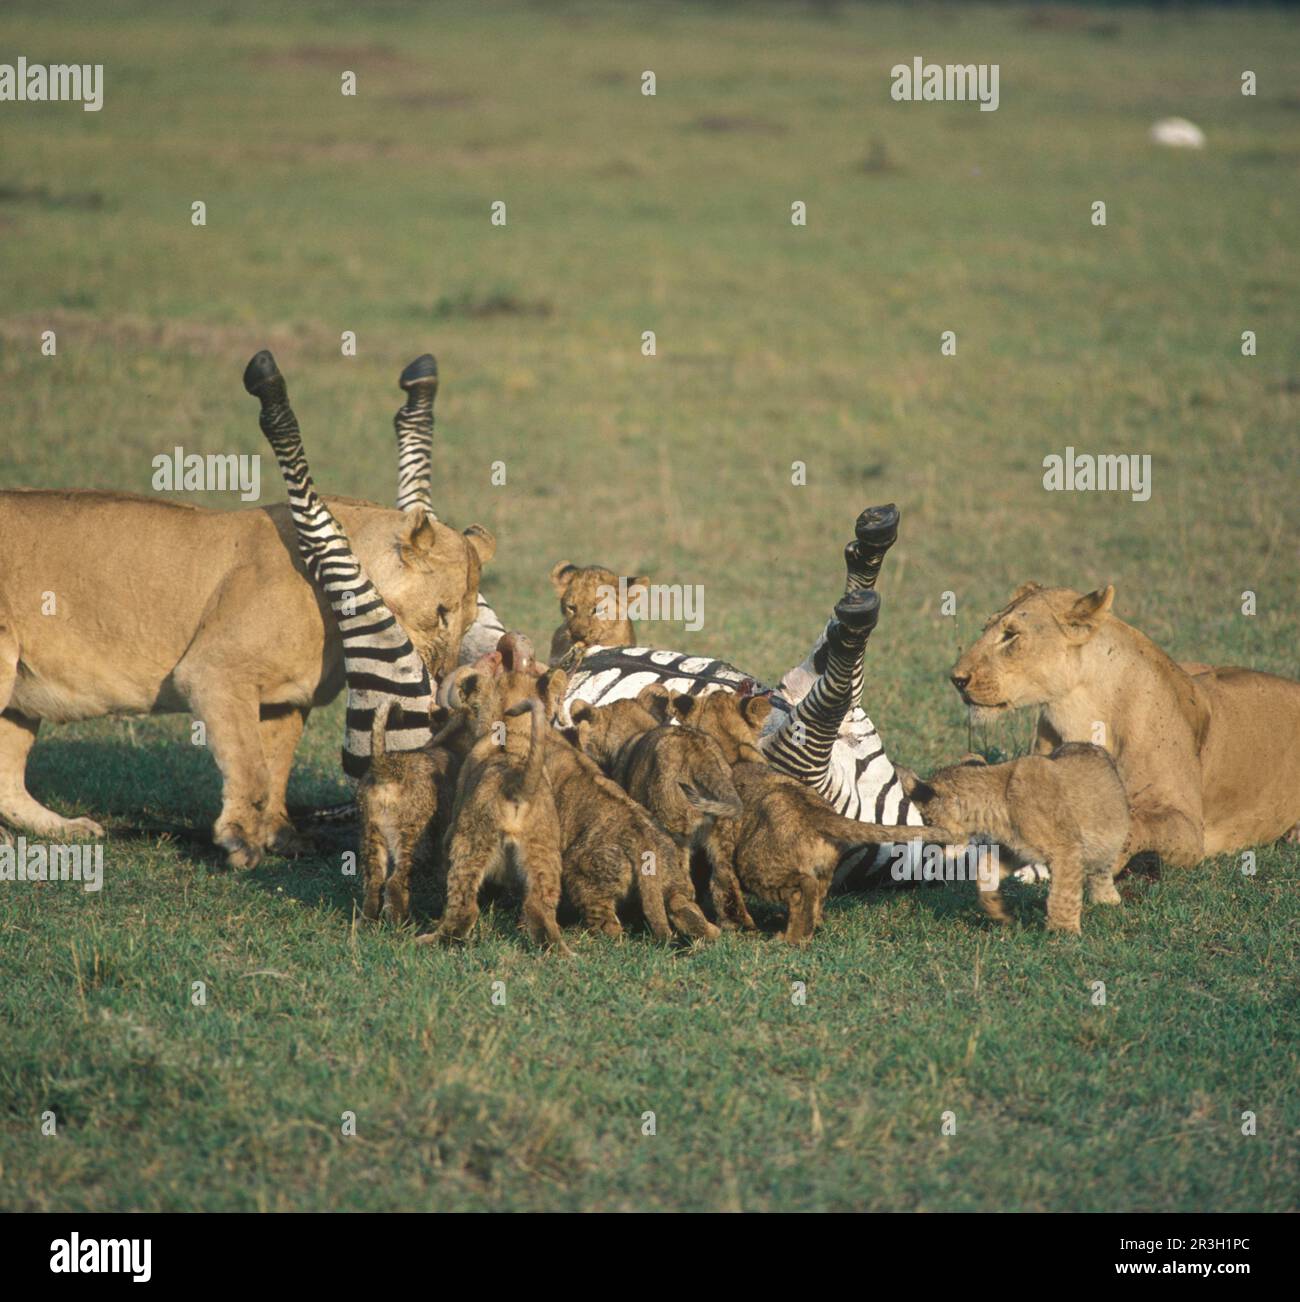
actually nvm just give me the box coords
[0,473,492,867]
[951,583,1300,867]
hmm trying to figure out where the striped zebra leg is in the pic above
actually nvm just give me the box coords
[843,502,899,594]
[243,350,434,780]
[394,353,438,515]
[388,352,510,665]
[761,589,878,794]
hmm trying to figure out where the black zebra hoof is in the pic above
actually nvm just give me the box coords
[854,502,900,549]
[242,349,282,397]
[399,353,438,391]
[831,589,881,637]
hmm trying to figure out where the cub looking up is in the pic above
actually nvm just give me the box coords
[899,744,1130,935]
[548,561,649,665]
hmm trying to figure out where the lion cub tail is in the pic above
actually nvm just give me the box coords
[515,698,549,803]
[679,780,743,821]
[372,701,395,761]
[807,806,957,852]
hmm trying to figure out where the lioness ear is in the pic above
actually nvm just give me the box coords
[456,672,482,703]
[957,752,989,767]
[671,695,698,722]
[550,561,577,594]
[463,523,495,565]
[1010,581,1043,604]
[399,510,439,563]
[1066,585,1115,639]
[741,695,773,729]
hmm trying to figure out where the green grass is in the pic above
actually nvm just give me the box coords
[1,0,1298,1211]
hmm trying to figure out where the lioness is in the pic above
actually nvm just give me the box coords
[0,479,493,868]
[951,583,1300,867]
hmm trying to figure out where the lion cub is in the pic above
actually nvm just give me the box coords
[357,702,461,924]
[549,561,649,665]
[546,731,717,943]
[682,692,939,944]
[900,744,1130,934]
[570,685,742,918]
[421,668,570,954]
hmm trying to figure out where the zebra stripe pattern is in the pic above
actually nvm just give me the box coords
[389,353,510,668]
[394,353,437,516]
[562,642,920,845]
[243,351,434,781]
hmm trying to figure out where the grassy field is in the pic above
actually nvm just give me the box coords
[1,0,1298,1212]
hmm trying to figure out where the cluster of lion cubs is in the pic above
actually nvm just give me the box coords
[360,568,1132,950]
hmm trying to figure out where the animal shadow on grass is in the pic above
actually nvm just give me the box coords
[21,737,229,865]
[894,855,1160,932]
[18,737,373,895]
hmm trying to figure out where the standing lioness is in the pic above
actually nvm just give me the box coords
[951,583,1300,866]
[0,488,493,866]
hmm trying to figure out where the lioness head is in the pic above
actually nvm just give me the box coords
[357,512,496,681]
[550,561,648,651]
[950,583,1115,717]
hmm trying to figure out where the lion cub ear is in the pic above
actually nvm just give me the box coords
[462,524,495,565]
[569,700,595,725]
[1066,585,1115,640]
[550,561,577,594]
[623,574,650,594]
[636,683,672,722]
[741,695,773,729]
[537,668,568,716]
[670,695,698,723]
